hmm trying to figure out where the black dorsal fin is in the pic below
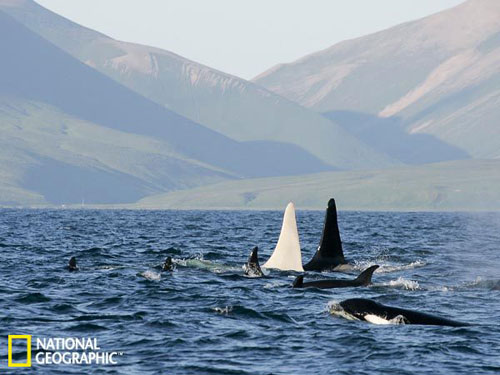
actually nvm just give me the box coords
[318,198,344,260]
[304,198,347,271]
[354,265,379,286]
[293,275,304,288]
[248,246,259,265]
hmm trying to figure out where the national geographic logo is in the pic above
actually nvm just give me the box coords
[6,335,123,367]
[8,335,31,367]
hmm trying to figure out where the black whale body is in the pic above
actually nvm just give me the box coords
[293,265,379,289]
[304,198,347,271]
[340,298,469,327]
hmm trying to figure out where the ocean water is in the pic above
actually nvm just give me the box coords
[0,209,499,374]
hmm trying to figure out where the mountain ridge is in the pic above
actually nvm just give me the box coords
[0,0,397,170]
[253,0,500,160]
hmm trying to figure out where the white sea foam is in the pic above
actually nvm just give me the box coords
[263,280,289,289]
[354,260,426,274]
[379,277,421,291]
[140,270,161,281]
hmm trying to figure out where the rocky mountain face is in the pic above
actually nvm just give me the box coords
[255,0,500,160]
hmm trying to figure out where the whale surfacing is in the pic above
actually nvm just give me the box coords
[244,246,264,277]
[262,202,304,272]
[293,265,379,289]
[338,298,469,327]
[68,256,78,272]
[304,198,347,271]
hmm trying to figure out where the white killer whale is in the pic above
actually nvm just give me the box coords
[262,202,304,272]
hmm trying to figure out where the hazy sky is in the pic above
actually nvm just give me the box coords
[35,0,464,79]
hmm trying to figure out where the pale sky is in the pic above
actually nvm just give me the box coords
[35,0,465,79]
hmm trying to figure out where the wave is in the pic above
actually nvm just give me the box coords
[67,323,109,331]
[377,277,421,291]
[264,280,291,289]
[353,259,426,274]
[175,256,240,274]
[462,277,500,291]
[15,292,51,304]
[211,305,296,324]
[139,270,161,281]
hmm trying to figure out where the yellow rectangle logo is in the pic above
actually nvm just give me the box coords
[8,335,32,367]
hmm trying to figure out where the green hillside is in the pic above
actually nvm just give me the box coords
[0,98,230,205]
[135,159,500,211]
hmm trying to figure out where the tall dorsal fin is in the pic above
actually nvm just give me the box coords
[318,198,344,260]
[304,198,346,271]
[262,202,304,272]
[354,265,379,285]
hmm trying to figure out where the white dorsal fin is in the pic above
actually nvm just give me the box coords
[262,202,304,272]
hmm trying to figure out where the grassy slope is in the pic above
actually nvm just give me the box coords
[0,98,231,205]
[134,159,500,211]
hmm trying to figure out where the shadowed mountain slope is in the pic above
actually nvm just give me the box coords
[0,0,396,170]
[0,10,337,205]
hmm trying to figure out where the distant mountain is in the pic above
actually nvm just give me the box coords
[0,9,336,205]
[0,0,396,170]
[135,159,500,211]
[255,0,500,160]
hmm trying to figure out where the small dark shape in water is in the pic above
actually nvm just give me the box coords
[244,246,264,277]
[162,256,174,271]
[339,298,469,327]
[68,256,78,272]
[304,198,348,271]
[293,265,379,289]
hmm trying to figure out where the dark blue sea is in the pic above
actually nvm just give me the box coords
[0,209,499,374]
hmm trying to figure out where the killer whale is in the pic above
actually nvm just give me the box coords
[338,298,469,327]
[293,265,379,289]
[304,198,347,271]
[68,256,78,271]
[244,246,264,277]
[262,202,304,272]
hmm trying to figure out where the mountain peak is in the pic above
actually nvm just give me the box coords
[254,0,500,161]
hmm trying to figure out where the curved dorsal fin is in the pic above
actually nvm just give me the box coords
[292,275,304,288]
[262,202,304,272]
[354,265,379,285]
